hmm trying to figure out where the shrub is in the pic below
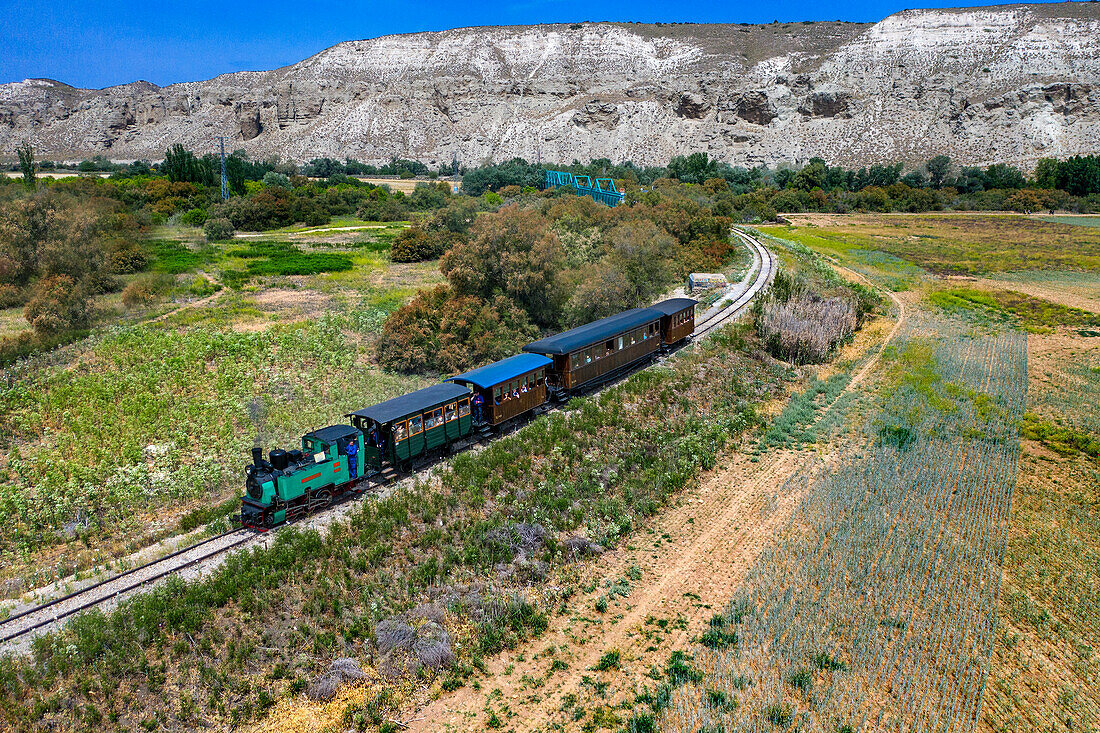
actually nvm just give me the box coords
[757,292,857,364]
[595,650,620,671]
[104,238,149,274]
[122,273,174,307]
[23,275,92,334]
[787,668,813,692]
[764,703,792,726]
[390,227,451,262]
[179,208,208,227]
[0,283,25,309]
[204,217,235,242]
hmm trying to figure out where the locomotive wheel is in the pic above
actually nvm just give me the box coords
[317,489,333,509]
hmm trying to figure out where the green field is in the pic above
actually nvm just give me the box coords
[1039,215,1100,228]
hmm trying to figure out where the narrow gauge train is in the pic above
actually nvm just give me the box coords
[239,298,696,529]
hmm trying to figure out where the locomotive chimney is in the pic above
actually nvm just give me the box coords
[251,446,263,467]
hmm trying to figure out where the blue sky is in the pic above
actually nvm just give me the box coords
[0,0,1063,89]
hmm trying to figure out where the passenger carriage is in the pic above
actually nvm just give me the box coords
[347,383,473,472]
[523,308,664,397]
[447,353,553,427]
[649,298,698,346]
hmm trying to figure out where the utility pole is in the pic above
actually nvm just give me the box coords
[216,136,229,200]
[452,152,458,181]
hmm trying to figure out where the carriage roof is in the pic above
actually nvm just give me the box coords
[347,383,471,425]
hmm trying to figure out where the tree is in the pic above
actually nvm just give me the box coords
[163,144,212,185]
[440,205,567,327]
[262,171,292,189]
[792,161,826,191]
[901,170,928,189]
[605,220,674,304]
[17,141,36,191]
[983,163,1026,190]
[668,153,718,185]
[926,155,952,189]
[566,260,634,326]
[376,285,539,374]
[24,274,91,334]
[0,191,116,289]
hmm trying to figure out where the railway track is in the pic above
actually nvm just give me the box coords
[0,228,775,652]
[692,227,776,339]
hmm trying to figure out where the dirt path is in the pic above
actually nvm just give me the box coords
[405,274,906,732]
[406,450,819,732]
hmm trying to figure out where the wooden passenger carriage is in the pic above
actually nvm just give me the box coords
[649,298,698,346]
[448,353,553,426]
[523,308,664,395]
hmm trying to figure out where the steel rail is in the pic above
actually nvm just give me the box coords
[0,532,252,645]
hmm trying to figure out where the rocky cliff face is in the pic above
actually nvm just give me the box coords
[2,3,1098,168]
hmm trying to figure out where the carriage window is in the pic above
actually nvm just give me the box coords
[585,350,592,364]
[494,386,502,402]
[445,402,457,422]
[394,421,407,442]
[458,398,470,417]
[427,408,443,429]
[408,415,423,435]
[618,336,624,349]
[536,369,544,383]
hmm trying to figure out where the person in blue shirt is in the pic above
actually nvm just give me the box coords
[346,438,358,480]
[472,392,485,423]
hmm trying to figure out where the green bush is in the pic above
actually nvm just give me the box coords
[0,284,25,309]
[204,217,235,242]
[179,208,208,227]
[390,227,455,262]
[105,238,149,274]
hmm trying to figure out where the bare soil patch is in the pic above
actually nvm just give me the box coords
[250,288,335,318]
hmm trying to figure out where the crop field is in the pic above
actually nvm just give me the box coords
[1038,215,1100,228]
[770,214,1100,274]
[659,319,1028,731]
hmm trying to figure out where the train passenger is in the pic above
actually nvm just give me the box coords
[472,392,485,423]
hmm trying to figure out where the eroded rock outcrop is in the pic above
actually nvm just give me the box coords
[1,3,1098,168]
